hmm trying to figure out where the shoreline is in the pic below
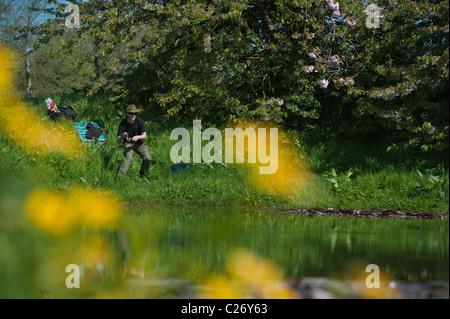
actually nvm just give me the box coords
[120,204,449,219]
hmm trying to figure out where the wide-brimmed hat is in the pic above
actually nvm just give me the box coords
[125,104,140,113]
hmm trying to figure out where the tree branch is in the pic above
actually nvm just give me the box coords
[254,0,278,44]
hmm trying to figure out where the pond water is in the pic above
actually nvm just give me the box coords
[114,207,449,298]
[1,206,448,298]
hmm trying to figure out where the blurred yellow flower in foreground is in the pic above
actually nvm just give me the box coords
[26,189,76,236]
[0,100,83,158]
[25,186,122,235]
[201,276,244,299]
[223,120,311,201]
[199,249,300,299]
[247,154,311,201]
[341,259,401,299]
[228,249,282,286]
[0,48,13,91]
[0,47,83,158]
[228,249,300,299]
[78,235,113,268]
[70,187,122,229]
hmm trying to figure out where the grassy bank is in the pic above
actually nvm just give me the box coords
[0,94,448,212]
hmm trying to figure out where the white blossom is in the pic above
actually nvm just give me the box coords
[319,79,329,88]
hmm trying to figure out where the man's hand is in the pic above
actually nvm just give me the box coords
[118,132,129,145]
[131,135,140,142]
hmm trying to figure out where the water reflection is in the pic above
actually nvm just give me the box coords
[0,202,448,298]
[121,207,449,284]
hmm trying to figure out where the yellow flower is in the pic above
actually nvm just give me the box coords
[227,249,282,286]
[342,260,401,299]
[199,249,300,299]
[222,121,311,201]
[0,47,14,93]
[199,275,243,299]
[25,189,76,236]
[77,235,112,267]
[352,268,401,299]
[24,186,122,235]
[70,187,121,229]
[0,47,83,158]
[0,103,83,157]
[258,281,300,299]
[227,249,300,299]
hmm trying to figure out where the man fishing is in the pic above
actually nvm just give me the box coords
[117,105,151,180]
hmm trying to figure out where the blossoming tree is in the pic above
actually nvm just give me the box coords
[34,0,448,152]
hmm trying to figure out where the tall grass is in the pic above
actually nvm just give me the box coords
[0,93,448,212]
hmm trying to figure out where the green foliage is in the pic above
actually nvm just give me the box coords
[30,31,95,95]
[416,166,449,200]
[323,168,353,193]
[12,0,450,156]
[342,0,449,153]
[41,1,447,154]
[34,1,366,128]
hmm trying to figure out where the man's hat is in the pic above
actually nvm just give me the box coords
[125,104,139,113]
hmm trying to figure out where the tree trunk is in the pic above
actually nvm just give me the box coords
[25,57,32,98]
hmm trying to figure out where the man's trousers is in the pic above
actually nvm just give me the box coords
[117,142,151,176]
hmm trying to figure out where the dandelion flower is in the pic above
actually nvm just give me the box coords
[227,249,300,299]
[0,47,83,158]
[199,276,243,299]
[70,187,121,229]
[25,189,76,236]
[0,48,14,92]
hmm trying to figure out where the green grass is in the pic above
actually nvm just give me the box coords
[0,93,448,212]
